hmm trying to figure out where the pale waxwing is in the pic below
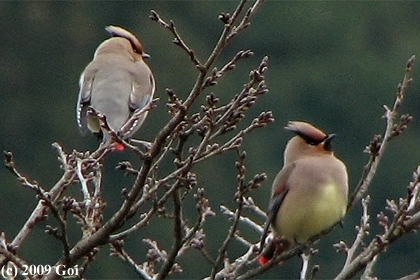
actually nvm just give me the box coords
[259,121,348,264]
[76,25,155,148]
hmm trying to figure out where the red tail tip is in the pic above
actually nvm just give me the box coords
[115,143,125,151]
[258,255,270,265]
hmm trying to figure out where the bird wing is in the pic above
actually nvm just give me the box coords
[260,162,296,250]
[128,63,155,112]
[76,69,96,134]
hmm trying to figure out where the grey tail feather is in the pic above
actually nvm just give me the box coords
[94,131,104,143]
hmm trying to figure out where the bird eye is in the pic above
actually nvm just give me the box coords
[307,140,320,145]
[296,131,323,145]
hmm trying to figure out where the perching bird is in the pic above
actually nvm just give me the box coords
[76,25,155,149]
[259,121,348,264]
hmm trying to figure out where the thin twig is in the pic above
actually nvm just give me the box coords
[394,270,420,280]
[220,205,263,234]
[76,158,91,206]
[210,151,247,278]
[157,190,183,280]
[348,55,415,211]
[150,11,204,70]
[342,196,371,267]
[300,253,310,280]
[111,242,154,280]
[1,147,74,266]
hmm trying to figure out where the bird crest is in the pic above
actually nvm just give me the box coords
[105,25,145,55]
[285,121,327,145]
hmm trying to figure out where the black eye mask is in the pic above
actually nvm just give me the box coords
[295,131,327,146]
[297,132,336,152]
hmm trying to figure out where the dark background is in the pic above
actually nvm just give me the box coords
[1,1,420,279]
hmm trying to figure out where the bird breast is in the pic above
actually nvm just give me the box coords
[275,156,348,242]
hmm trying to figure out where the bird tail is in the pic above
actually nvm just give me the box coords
[259,238,291,265]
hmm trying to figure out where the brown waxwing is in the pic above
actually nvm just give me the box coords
[76,25,155,149]
[259,121,348,264]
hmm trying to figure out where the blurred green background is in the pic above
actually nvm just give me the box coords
[1,1,420,279]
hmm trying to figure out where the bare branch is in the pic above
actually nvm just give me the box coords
[348,55,415,211]
[10,3,420,280]
[157,190,183,280]
[111,241,155,280]
[220,205,263,234]
[150,10,204,71]
[335,166,420,280]
[300,252,311,280]
[394,270,420,280]
[1,145,75,263]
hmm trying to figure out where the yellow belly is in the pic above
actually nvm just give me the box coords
[274,182,346,243]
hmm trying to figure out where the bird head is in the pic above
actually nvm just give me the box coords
[283,121,336,165]
[105,25,149,57]
[93,26,149,60]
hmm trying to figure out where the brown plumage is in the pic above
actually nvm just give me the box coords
[76,25,155,145]
[259,121,348,264]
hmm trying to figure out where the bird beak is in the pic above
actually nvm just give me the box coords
[324,133,336,151]
[142,53,151,59]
